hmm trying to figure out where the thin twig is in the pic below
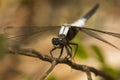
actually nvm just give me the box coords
[83,65,92,80]
[8,49,115,80]
[40,60,57,80]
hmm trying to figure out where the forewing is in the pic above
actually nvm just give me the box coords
[79,27,120,50]
[4,26,60,45]
[80,27,120,38]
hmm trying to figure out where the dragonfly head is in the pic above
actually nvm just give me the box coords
[52,37,66,48]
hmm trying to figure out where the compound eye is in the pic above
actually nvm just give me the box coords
[52,38,59,45]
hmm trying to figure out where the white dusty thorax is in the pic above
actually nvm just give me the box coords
[59,26,70,36]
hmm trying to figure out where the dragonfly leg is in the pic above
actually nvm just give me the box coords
[58,47,64,58]
[69,42,78,58]
[50,47,57,58]
[65,46,72,58]
[67,44,72,53]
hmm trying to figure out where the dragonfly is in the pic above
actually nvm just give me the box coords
[4,3,120,58]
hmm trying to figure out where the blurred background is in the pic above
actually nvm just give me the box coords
[0,0,120,80]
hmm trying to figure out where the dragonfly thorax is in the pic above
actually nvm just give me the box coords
[59,25,70,36]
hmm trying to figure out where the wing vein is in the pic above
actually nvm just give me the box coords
[79,28,120,50]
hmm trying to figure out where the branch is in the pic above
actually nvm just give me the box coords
[40,60,57,80]
[83,65,93,80]
[8,49,115,80]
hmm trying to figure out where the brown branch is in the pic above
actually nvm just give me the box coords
[40,60,57,80]
[83,65,93,80]
[8,49,115,80]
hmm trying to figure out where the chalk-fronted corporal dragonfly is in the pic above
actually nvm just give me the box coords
[4,4,120,58]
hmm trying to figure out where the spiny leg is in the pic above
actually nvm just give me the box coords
[67,44,72,53]
[50,47,57,58]
[69,42,78,58]
[67,44,75,61]
[65,45,72,58]
[58,47,64,58]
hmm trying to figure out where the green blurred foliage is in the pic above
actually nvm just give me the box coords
[72,35,120,79]
[101,64,119,79]
[91,45,105,63]
[91,45,119,79]
[71,35,120,78]
[0,34,6,59]
[20,76,29,80]
[70,33,88,60]
[46,75,57,80]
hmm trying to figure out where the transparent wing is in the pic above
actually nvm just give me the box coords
[79,27,120,50]
[81,27,120,38]
[4,26,60,45]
